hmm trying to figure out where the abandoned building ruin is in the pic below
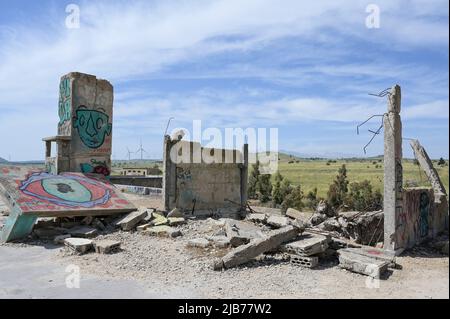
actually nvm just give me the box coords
[0,73,448,279]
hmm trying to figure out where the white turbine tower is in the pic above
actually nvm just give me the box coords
[135,140,148,161]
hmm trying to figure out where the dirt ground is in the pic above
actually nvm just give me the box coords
[0,193,448,299]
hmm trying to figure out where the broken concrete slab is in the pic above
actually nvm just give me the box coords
[151,213,169,226]
[93,240,121,254]
[224,219,265,247]
[64,237,93,254]
[167,208,184,218]
[168,217,186,226]
[136,223,152,232]
[208,235,231,248]
[329,237,362,250]
[214,226,300,270]
[310,212,327,226]
[143,225,182,238]
[266,215,290,228]
[114,210,147,231]
[250,206,282,216]
[285,208,311,222]
[67,226,98,238]
[342,247,396,267]
[338,248,389,278]
[33,227,68,239]
[289,255,319,268]
[247,213,267,224]
[187,238,210,248]
[280,232,329,256]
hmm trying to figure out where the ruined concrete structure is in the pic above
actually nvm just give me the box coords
[163,134,248,216]
[383,85,448,254]
[43,72,113,176]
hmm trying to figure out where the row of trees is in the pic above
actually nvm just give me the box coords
[248,162,382,212]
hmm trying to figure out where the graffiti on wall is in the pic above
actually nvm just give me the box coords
[419,191,430,238]
[80,159,110,176]
[19,172,111,208]
[58,76,72,135]
[73,106,112,149]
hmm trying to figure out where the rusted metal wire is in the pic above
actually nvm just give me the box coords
[368,88,391,97]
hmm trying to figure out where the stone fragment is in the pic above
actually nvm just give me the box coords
[285,208,311,222]
[64,238,93,254]
[54,234,71,244]
[114,210,147,231]
[208,235,231,248]
[214,226,300,270]
[318,218,341,232]
[266,215,290,228]
[34,227,68,239]
[250,206,282,216]
[67,226,98,238]
[168,217,186,226]
[225,219,265,247]
[280,232,329,256]
[310,212,327,226]
[247,213,267,224]
[151,213,168,226]
[136,223,152,232]
[143,226,182,238]
[338,248,389,278]
[167,208,184,218]
[289,255,319,268]
[93,240,121,254]
[187,238,210,248]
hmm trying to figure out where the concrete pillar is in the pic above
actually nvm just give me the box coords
[240,143,249,209]
[383,84,403,253]
[57,72,113,176]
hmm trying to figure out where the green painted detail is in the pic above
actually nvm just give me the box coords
[0,206,37,243]
[42,178,92,203]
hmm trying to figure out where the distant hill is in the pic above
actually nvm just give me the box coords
[0,157,8,164]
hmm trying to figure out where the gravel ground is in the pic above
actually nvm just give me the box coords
[1,193,449,299]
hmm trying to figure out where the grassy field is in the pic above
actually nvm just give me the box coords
[276,156,449,199]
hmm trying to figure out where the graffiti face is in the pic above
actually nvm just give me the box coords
[73,107,112,149]
[19,172,111,208]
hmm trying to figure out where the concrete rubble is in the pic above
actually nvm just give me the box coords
[64,238,93,255]
[93,239,121,254]
[114,210,148,231]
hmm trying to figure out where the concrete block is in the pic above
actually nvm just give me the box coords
[64,238,93,254]
[114,210,147,231]
[225,219,265,247]
[67,226,98,238]
[93,240,121,254]
[286,208,311,222]
[289,255,319,268]
[281,233,328,256]
[187,238,210,248]
[214,226,300,270]
[267,215,290,228]
[34,227,68,239]
[338,249,389,278]
[247,213,267,224]
[143,226,182,238]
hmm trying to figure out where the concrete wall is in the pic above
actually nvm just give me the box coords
[109,176,162,188]
[163,137,248,215]
[396,188,447,249]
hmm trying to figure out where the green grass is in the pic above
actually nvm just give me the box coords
[275,158,449,199]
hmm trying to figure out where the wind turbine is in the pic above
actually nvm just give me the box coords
[135,140,148,160]
[125,147,134,161]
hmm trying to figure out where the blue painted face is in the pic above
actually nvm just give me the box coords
[73,108,112,149]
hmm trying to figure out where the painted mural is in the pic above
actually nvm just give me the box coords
[8,172,134,213]
[58,76,72,136]
[73,106,112,149]
[80,159,110,176]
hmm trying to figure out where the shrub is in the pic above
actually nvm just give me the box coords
[281,185,304,212]
[327,164,349,209]
[344,180,382,212]
[248,161,260,199]
[272,171,284,205]
[305,188,319,210]
[257,174,273,203]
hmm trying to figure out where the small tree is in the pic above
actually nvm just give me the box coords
[438,157,446,166]
[281,185,304,212]
[272,171,284,205]
[257,174,273,203]
[248,161,260,199]
[305,187,319,210]
[327,164,349,209]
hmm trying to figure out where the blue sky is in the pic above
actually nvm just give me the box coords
[0,0,448,161]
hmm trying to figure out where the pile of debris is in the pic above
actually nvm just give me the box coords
[24,207,188,255]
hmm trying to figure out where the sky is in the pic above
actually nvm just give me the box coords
[0,0,448,161]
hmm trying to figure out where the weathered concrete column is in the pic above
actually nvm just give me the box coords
[383,84,403,253]
[240,143,249,209]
